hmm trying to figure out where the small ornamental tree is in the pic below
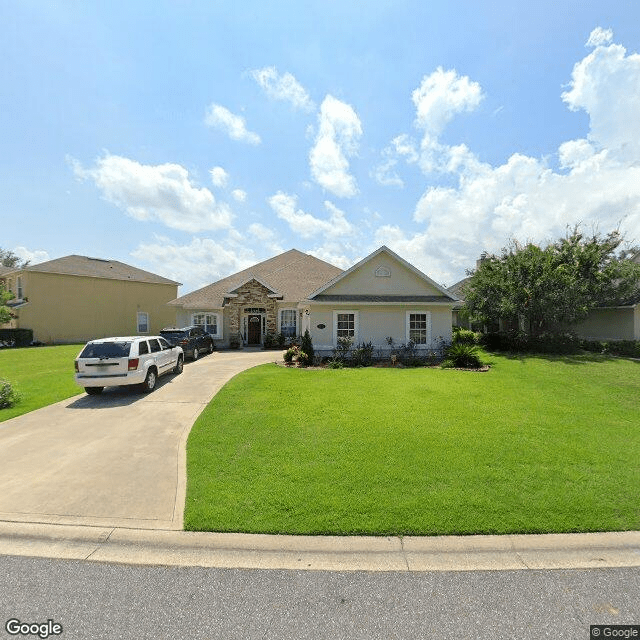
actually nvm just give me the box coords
[301,329,314,362]
[463,228,640,337]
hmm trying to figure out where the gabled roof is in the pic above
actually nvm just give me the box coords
[170,249,343,309]
[19,255,180,286]
[0,265,14,277]
[308,245,459,302]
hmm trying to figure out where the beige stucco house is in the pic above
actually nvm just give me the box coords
[3,255,180,343]
[170,246,458,353]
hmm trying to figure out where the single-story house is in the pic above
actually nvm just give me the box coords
[2,255,180,343]
[170,246,459,353]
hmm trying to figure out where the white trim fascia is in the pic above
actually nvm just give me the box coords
[307,245,459,301]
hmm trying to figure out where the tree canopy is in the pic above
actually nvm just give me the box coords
[0,248,28,269]
[462,229,640,337]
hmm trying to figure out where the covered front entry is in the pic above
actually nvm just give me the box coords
[247,314,262,345]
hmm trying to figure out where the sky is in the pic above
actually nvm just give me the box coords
[2,1,640,294]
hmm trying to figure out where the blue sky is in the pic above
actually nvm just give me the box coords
[2,1,640,293]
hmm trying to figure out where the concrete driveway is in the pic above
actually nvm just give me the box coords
[0,350,279,530]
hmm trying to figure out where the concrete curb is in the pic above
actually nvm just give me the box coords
[1,521,639,573]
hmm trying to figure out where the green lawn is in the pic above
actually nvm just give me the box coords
[0,345,83,421]
[185,354,640,536]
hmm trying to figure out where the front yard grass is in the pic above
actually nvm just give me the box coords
[0,345,83,421]
[185,354,640,536]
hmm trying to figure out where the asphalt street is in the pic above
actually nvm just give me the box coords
[0,555,638,640]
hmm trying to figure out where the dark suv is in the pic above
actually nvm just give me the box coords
[159,326,215,361]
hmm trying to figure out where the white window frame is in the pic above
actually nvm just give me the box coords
[406,310,432,347]
[137,311,149,334]
[333,310,359,345]
[191,312,222,338]
[279,308,298,338]
[16,276,23,299]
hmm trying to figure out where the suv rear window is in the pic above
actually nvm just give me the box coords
[160,331,185,341]
[80,342,132,358]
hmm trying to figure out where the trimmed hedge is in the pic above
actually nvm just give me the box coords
[0,328,34,347]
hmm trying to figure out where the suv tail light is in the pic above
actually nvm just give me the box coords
[179,339,188,345]
[128,358,139,371]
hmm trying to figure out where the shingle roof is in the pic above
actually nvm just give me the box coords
[0,265,14,277]
[170,249,343,308]
[22,255,180,285]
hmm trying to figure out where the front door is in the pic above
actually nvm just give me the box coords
[247,315,262,345]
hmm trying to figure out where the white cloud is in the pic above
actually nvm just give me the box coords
[373,134,419,187]
[562,29,640,163]
[268,192,356,239]
[251,66,314,111]
[309,95,362,198]
[131,236,257,293]
[248,223,283,254]
[210,166,229,188]
[72,154,234,233]
[586,27,613,48]
[412,67,484,142]
[204,104,261,145]
[12,246,50,265]
[231,189,247,202]
[372,28,640,287]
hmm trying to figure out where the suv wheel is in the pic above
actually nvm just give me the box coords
[142,368,157,393]
[174,355,184,375]
[192,347,199,361]
[85,387,103,395]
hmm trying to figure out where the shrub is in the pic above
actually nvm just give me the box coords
[0,329,34,348]
[277,333,287,348]
[0,379,20,409]
[444,343,483,369]
[352,341,374,367]
[327,358,344,369]
[301,329,314,362]
[333,336,353,362]
[284,345,310,366]
[452,327,480,345]
[263,333,277,349]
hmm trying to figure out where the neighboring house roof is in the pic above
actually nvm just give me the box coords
[170,249,343,309]
[448,276,471,306]
[0,265,14,277]
[20,255,180,286]
[308,245,459,302]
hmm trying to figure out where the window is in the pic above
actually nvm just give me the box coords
[137,312,149,333]
[406,311,431,346]
[333,310,358,344]
[138,341,149,355]
[244,307,266,314]
[280,309,297,337]
[192,313,220,337]
[16,276,23,299]
[148,338,161,353]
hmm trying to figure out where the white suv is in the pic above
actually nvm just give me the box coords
[75,336,184,395]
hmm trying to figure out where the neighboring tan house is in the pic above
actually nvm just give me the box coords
[170,246,459,352]
[3,255,180,343]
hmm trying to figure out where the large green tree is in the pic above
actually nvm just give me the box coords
[0,248,28,268]
[462,229,640,337]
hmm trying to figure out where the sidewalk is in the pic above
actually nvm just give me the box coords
[0,521,638,572]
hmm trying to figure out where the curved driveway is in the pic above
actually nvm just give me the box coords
[0,350,279,530]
